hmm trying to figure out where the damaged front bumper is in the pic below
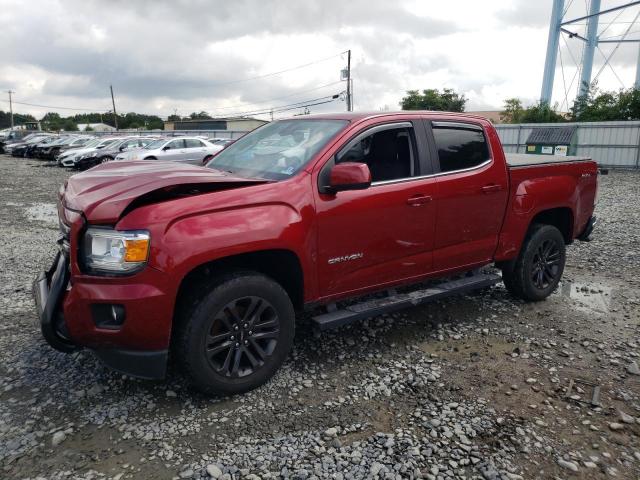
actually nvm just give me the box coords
[33,248,168,380]
[33,249,77,352]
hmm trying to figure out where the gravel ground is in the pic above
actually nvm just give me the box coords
[0,156,639,480]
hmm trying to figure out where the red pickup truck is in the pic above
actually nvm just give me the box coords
[34,112,597,395]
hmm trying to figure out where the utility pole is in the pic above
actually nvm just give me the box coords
[540,0,564,104]
[578,0,601,98]
[109,85,118,130]
[7,90,14,129]
[346,49,352,112]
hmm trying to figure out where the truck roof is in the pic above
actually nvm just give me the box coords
[284,111,492,123]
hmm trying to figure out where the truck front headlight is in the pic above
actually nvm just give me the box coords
[83,228,150,274]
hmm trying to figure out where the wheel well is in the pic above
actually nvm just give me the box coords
[175,249,305,315]
[531,207,573,243]
[144,156,156,160]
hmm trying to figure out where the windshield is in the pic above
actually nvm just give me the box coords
[98,138,118,147]
[144,138,167,150]
[81,138,102,148]
[206,119,347,180]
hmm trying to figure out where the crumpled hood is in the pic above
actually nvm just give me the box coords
[63,161,267,223]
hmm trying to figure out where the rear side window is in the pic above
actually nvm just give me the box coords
[432,123,489,173]
[185,139,204,148]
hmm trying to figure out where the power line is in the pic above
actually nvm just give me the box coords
[0,98,110,112]
[208,81,344,114]
[220,92,344,118]
[208,51,346,87]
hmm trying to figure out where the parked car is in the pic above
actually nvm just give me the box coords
[74,137,156,170]
[9,134,56,157]
[30,135,74,159]
[34,112,598,395]
[0,130,32,153]
[40,136,91,160]
[3,132,51,154]
[122,136,223,165]
[58,137,122,167]
[54,136,95,160]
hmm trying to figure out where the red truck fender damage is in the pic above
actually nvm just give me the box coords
[33,112,598,394]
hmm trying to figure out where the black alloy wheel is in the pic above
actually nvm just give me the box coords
[175,271,295,395]
[205,296,280,378]
[530,238,562,290]
[501,223,566,301]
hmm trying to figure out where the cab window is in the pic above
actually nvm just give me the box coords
[336,125,416,183]
[432,123,490,173]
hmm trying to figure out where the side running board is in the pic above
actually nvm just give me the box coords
[312,272,501,331]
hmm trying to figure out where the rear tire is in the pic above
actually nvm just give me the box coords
[501,224,566,301]
[174,271,295,396]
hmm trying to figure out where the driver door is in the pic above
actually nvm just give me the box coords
[314,120,437,299]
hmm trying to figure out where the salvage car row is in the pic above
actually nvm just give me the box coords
[1,132,231,169]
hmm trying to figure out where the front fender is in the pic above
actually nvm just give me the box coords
[115,177,317,301]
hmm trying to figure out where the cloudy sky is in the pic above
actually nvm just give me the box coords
[1,0,640,120]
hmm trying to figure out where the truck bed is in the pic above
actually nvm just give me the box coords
[506,153,592,167]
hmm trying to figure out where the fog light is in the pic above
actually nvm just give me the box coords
[91,304,126,330]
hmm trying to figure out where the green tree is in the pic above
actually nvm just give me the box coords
[0,110,36,129]
[499,100,564,124]
[519,102,565,123]
[61,118,78,131]
[571,86,640,121]
[41,112,63,130]
[84,125,94,131]
[189,111,212,119]
[400,89,466,112]
[167,114,181,122]
[500,98,524,123]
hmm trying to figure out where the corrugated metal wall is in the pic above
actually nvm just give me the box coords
[494,121,640,168]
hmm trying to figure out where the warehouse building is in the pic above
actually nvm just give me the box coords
[164,117,267,131]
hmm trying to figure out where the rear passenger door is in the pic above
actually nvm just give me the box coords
[184,139,207,164]
[428,121,508,271]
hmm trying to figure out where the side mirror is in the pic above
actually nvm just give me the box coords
[163,145,171,151]
[325,162,371,193]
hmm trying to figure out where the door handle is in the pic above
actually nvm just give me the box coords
[481,184,502,194]
[406,194,432,206]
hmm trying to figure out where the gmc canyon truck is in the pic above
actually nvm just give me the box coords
[34,112,597,395]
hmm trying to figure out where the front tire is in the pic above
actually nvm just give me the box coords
[501,224,566,301]
[174,272,295,395]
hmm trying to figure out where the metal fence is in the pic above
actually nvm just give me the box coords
[494,121,640,169]
[78,129,248,140]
